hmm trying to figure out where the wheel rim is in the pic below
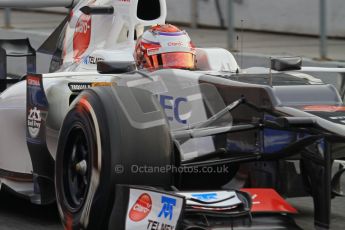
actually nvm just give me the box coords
[63,126,91,212]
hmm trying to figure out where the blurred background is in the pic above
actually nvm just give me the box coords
[1,0,345,61]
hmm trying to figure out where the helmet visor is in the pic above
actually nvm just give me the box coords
[160,52,195,70]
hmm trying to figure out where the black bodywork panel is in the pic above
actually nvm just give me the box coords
[26,74,55,204]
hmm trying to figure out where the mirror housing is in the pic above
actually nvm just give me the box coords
[97,61,136,74]
[271,57,302,71]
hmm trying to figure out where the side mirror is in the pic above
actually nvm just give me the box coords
[271,57,302,71]
[97,61,136,74]
[80,6,114,15]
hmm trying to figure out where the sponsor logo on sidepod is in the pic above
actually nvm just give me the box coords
[129,193,152,222]
[27,78,40,87]
[28,107,42,138]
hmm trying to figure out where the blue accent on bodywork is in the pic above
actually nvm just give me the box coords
[28,85,48,108]
[263,128,296,153]
[191,193,218,201]
[263,114,296,154]
[226,140,258,153]
[226,114,309,154]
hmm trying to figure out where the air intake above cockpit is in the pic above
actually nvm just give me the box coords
[137,0,161,21]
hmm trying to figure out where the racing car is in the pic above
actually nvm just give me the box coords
[0,0,345,229]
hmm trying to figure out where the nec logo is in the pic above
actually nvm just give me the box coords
[159,95,188,124]
[129,193,152,222]
[158,196,176,221]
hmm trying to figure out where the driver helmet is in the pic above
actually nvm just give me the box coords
[134,24,196,71]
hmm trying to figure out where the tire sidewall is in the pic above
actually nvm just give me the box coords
[56,92,112,230]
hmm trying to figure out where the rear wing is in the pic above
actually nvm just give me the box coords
[0,39,36,92]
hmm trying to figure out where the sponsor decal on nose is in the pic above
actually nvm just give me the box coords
[158,196,176,221]
[129,193,152,222]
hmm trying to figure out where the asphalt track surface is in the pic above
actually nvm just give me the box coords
[0,191,61,230]
[0,20,345,230]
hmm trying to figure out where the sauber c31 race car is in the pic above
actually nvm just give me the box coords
[0,0,345,229]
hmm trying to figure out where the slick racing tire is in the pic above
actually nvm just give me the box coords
[55,86,173,230]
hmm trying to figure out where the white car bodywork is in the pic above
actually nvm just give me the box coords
[0,0,239,197]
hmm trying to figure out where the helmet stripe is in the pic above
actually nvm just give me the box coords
[157,31,186,36]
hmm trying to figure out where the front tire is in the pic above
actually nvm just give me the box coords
[55,86,173,229]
